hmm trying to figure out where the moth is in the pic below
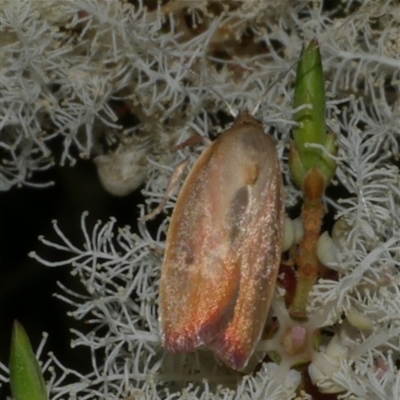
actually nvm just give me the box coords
[158,109,284,370]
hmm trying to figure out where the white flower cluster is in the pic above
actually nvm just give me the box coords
[1,0,399,399]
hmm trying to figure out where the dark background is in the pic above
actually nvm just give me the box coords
[0,159,144,391]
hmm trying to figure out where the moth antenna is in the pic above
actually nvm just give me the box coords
[251,98,262,117]
[139,158,190,221]
[224,101,239,119]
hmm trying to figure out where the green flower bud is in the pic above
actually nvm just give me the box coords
[290,39,337,190]
[9,321,47,400]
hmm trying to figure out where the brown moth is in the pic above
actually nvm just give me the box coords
[139,1,362,373]
[159,109,284,370]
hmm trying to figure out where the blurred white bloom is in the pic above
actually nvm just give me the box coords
[309,322,400,398]
[316,231,340,269]
[94,136,149,196]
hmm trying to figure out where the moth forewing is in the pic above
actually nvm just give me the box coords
[159,110,284,370]
[209,137,284,370]
[159,135,242,352]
